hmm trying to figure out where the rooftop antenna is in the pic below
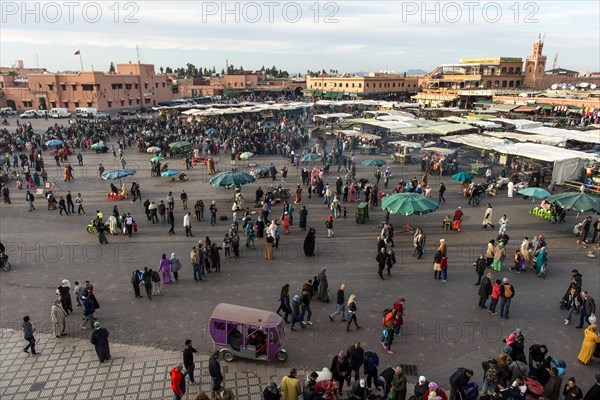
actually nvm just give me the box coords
[34,44,40,69]
[136,45,141,64]
[552,53,558,70]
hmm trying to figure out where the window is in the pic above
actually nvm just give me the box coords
[134,83,138,89]
[501,67,507,74]
[48,84,54,91]
[494,81,500,87]
[352,83,355,88]
[126,84,132,90]
[72,84,77,91]
[538,67,542,73]
[379,83,382,88]
[136,99,140,104]
[82,84,94,91]
[129,99,133,105]
[144,83,148,89]
[490,68,495,75]
[74,102,79,108]
[63,102,69,107]
[155,83,159,88]
[508,81,514,87]
[508,67,514,74]
[502,81,507,87]
[528,68,532,73]
[145,98,151,104]
[515,80,521,87]
[324,83,327,87]
[358,83,362,88]
[87,102,92,107]
[162,83,165,87]
[392,83,396,87]
[22,101,33,107]
[402,83,405,87]
[50,101,56,108]
[108,101,112,108]
[120,100,125,106]
[486,81,492,88]
[515,68,521,74]
[365,83,368,88]
[60,85,67,91]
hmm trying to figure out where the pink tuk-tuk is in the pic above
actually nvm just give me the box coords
[208,303,288,362]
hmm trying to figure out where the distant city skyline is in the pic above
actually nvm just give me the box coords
[1,1,598,73]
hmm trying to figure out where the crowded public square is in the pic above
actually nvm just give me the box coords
[0,100,599,400]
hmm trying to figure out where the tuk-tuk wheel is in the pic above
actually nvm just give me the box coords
[221,350,234,362]
[275,350,288,362]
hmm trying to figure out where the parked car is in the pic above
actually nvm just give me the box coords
[20,110,38,119]
[49,108,71,118]
[35,110,48,118]
[0,107,17,116]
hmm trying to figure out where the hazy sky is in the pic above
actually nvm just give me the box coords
[1,1,599,73]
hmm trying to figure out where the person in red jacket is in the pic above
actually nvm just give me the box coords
[170,363,186,400]
[489,280,502,315]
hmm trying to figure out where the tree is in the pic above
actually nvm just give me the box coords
[212,66,216,73]
[159,66,164,74]
[165,67,173,74]
[7,70,18,77]
[109,62,115,73]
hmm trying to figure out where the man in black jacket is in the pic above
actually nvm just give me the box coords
[576,291,596,328]
[478,273,493,308]
[475,255,487,285]
[347,341,365,383]
[449,367,473,400]
[209,350,223,394]
[183,339,197,385]
[329,284,347,322]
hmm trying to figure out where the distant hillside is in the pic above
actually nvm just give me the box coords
[406,69,428,75]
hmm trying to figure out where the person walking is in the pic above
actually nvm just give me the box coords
[209,350,224,396]
[299,205,308,231]
[183,339,198,385]
[347,341,365,382]
[170,364,186,400]
[210,201,218,226]
[475,255,487,285]
[184,212,193,237]
[167,208,175,234]
[90,321,111,362]
[440,255,449,282]
[439,182,446,203]
[26,190,35,211]
[58,196,69,215]
[499,215,508,235]
[563,288,582,325]
[170,253,182,282]
[376,247,387,280]
[499,278,515,319]
[492,242,506,272]
[433,249,443,280]
[276,284,292,323]
[125,213,134,237]
[142,267,153,299]
[290,295,306,331]
[190,246,203,282]
[329,284,347,322]
[482,204,494,229]
[386,249,396,277]
[577,324,600,365]
[66,191,75,213]
[326,215,335,238]
[331,351,351,393]
[80,290,96,330]
[478,273,493,309]
[76,193,86,214]
[180,190,188,209]
[489,279,502,315]
[346,294,361,331]
[576,291,596,329]
[281,368,301,400]
[131,270,142,298]
[22,316,39,355]
[51,299,67,337]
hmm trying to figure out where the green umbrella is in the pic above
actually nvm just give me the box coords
[209,170,256,188]
[239,152,254,160]
[451,172,473,182]
[151,156,165,162]
[381,192,439,232]
[548,192,600,222]
[302,153,322,162]
[91,142,107,150]
[169,141,191,149]
[362,159,387,167]
[519,187,551,211]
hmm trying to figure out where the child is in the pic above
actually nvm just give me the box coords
[489,280,501,315]
[512,250,525,273]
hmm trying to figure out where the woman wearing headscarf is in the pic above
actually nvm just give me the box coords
[492,242,506,272]
[57,279,73,315]
[50,299,67,338]
[317,267,329,302]
[170,253,181,282]
[535,247,548,276]
[577,324,600,365]
[90,321,111,363]
[158,254,172,284]
[330,350,350,394]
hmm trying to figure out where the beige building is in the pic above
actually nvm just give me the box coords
[0,62,177,111]
[306,73,418,98]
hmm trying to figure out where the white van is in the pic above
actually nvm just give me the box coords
[50,108,71,118]
[75,107,97,118]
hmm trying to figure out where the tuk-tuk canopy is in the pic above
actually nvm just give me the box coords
[210,303,282,328]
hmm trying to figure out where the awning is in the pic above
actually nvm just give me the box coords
[489,104,519,112]
[513,105,537,113]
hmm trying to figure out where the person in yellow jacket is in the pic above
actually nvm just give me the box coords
[577,324,600,364]
[280,368,301,400]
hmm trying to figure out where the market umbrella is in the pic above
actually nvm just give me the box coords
[548,192,600,222]
[90,142,107,150]
[301,153,322,162]
[239,152,254,161]
[209,170,256,188]
[147,146,161,153]
[101,169,136,181]
[169,141,191,149]
[161,170,178,177]
[151,156,165,162]
[381,192,440,232]
[519,187,551,211]
[451,172,473,182]
[46,139,63,147]
[362,159,387,167]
